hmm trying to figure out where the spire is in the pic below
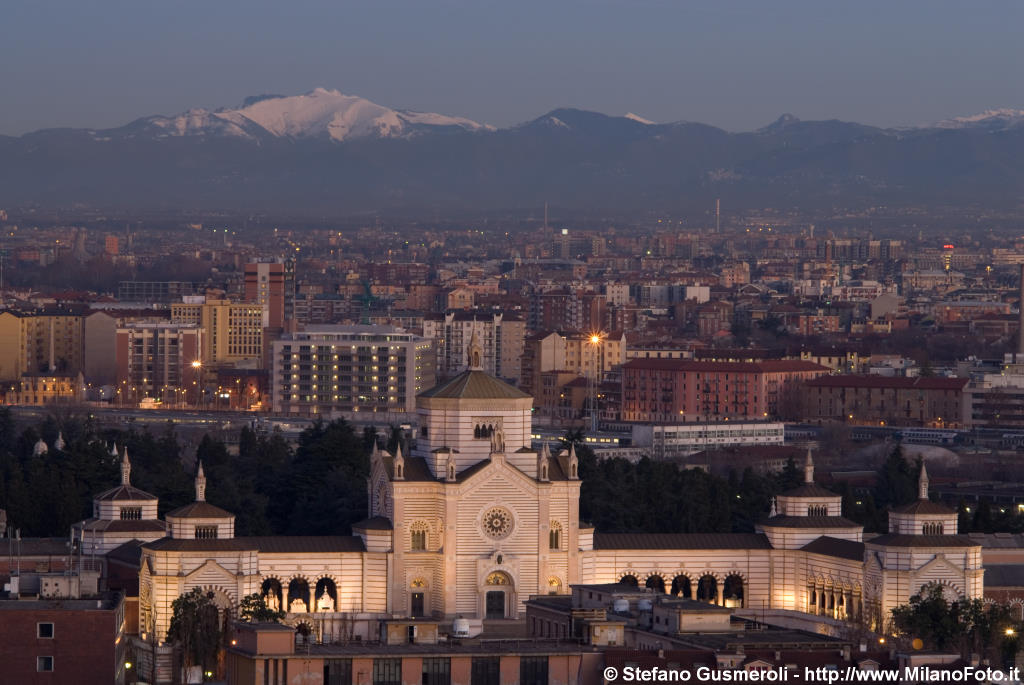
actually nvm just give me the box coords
[538,442,550,482]
[918,461,929,500]
[54,432,64,451]
[121,449,132,486]
[195,461,206,502]
[393,442,405,481]
[769,496,778,518]
[110,442,119,458]
[804,448,814,484]
[568,443,579,480]
[467,329,483,370]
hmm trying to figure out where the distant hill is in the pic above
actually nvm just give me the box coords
[1,90,1022,213]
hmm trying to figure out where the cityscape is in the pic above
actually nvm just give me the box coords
[4,2,1024,685]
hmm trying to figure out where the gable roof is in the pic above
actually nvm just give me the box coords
[801,536,865,561]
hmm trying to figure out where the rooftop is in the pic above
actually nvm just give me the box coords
[593,533,772,550]
[418,369,530,400]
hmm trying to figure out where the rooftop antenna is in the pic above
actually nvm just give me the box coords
[544,202,549,230]
[715,198,721,234]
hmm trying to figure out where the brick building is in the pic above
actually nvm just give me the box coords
[621,359,829,423]
[802,375,968,427]
[0,593,128,685]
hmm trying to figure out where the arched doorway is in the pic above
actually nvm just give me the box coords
[484,571,513,619]
[287,578,311,614]
[261,578,283,613]
[410,578,427,618]
[314,578,337,613]
[723,574,744,608]
[670,575,692,599]
[619,574,639,588]
[645,575,666,593]
[697,574,718,604]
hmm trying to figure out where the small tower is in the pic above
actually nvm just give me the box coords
[121,449,132,486]
[568,443,579,480]
[393,443,405,481]
[33,437,48,457]
[195,461,207,502]
[538,442,550,482]
[445,448,457,483]
[918,461,929,501]
[54,432,65,451]
[467,329,484,370]
[803,448,815,484]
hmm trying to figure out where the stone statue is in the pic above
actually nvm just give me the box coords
[491,427,505,454]
[265,590,280,612]
[316,590,335,612]
[289,597,307,614]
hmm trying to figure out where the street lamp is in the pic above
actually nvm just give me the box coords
[191,360,202,408]
[587,332,604,433]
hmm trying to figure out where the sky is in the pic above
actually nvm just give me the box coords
[2,0,1023,136]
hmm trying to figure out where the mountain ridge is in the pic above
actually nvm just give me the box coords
[1,90,1023,213]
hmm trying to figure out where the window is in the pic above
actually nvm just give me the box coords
[411,523,428,551]
[923,522,944,535]
[520,656,548,685]
[324,659,352,685]
[195,525,218,539]
[471,657,500,685]
[807,505,828,517]
[423,658,451,685]
[37,656,54,672]
[373,658,402,685]
[37,622,54,638]
[120,507,142,520]
[549,521,562,550]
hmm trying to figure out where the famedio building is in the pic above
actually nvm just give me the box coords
[80,335,984,666]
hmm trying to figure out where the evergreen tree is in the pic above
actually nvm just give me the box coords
[237,593,285,623]
[166,588,222,677]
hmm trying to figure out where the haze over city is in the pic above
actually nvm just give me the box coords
[5,3,1024,685]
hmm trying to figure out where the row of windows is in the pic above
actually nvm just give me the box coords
[345,656,547,685]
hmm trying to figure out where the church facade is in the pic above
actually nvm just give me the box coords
[80,335,984,660]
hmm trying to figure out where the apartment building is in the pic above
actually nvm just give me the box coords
[270,325,435,416]
[422,311,525,382]
[114,323,203,402]
[244,258,295,329]
[621,359,829,423]
[170,297,267,367]
[0,309,87,382]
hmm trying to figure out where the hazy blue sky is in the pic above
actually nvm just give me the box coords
[2,0,1022,135]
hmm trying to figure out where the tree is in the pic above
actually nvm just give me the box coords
[237,593,285,624]
[891,585,1022,665]
[890,584,964,651]
[166,588,222,677]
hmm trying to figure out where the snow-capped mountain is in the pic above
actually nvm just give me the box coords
[929,108,1024,131]
[127,88,492,142]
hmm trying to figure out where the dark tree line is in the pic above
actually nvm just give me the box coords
[0,413,370,538]
[5,411,1017,540]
